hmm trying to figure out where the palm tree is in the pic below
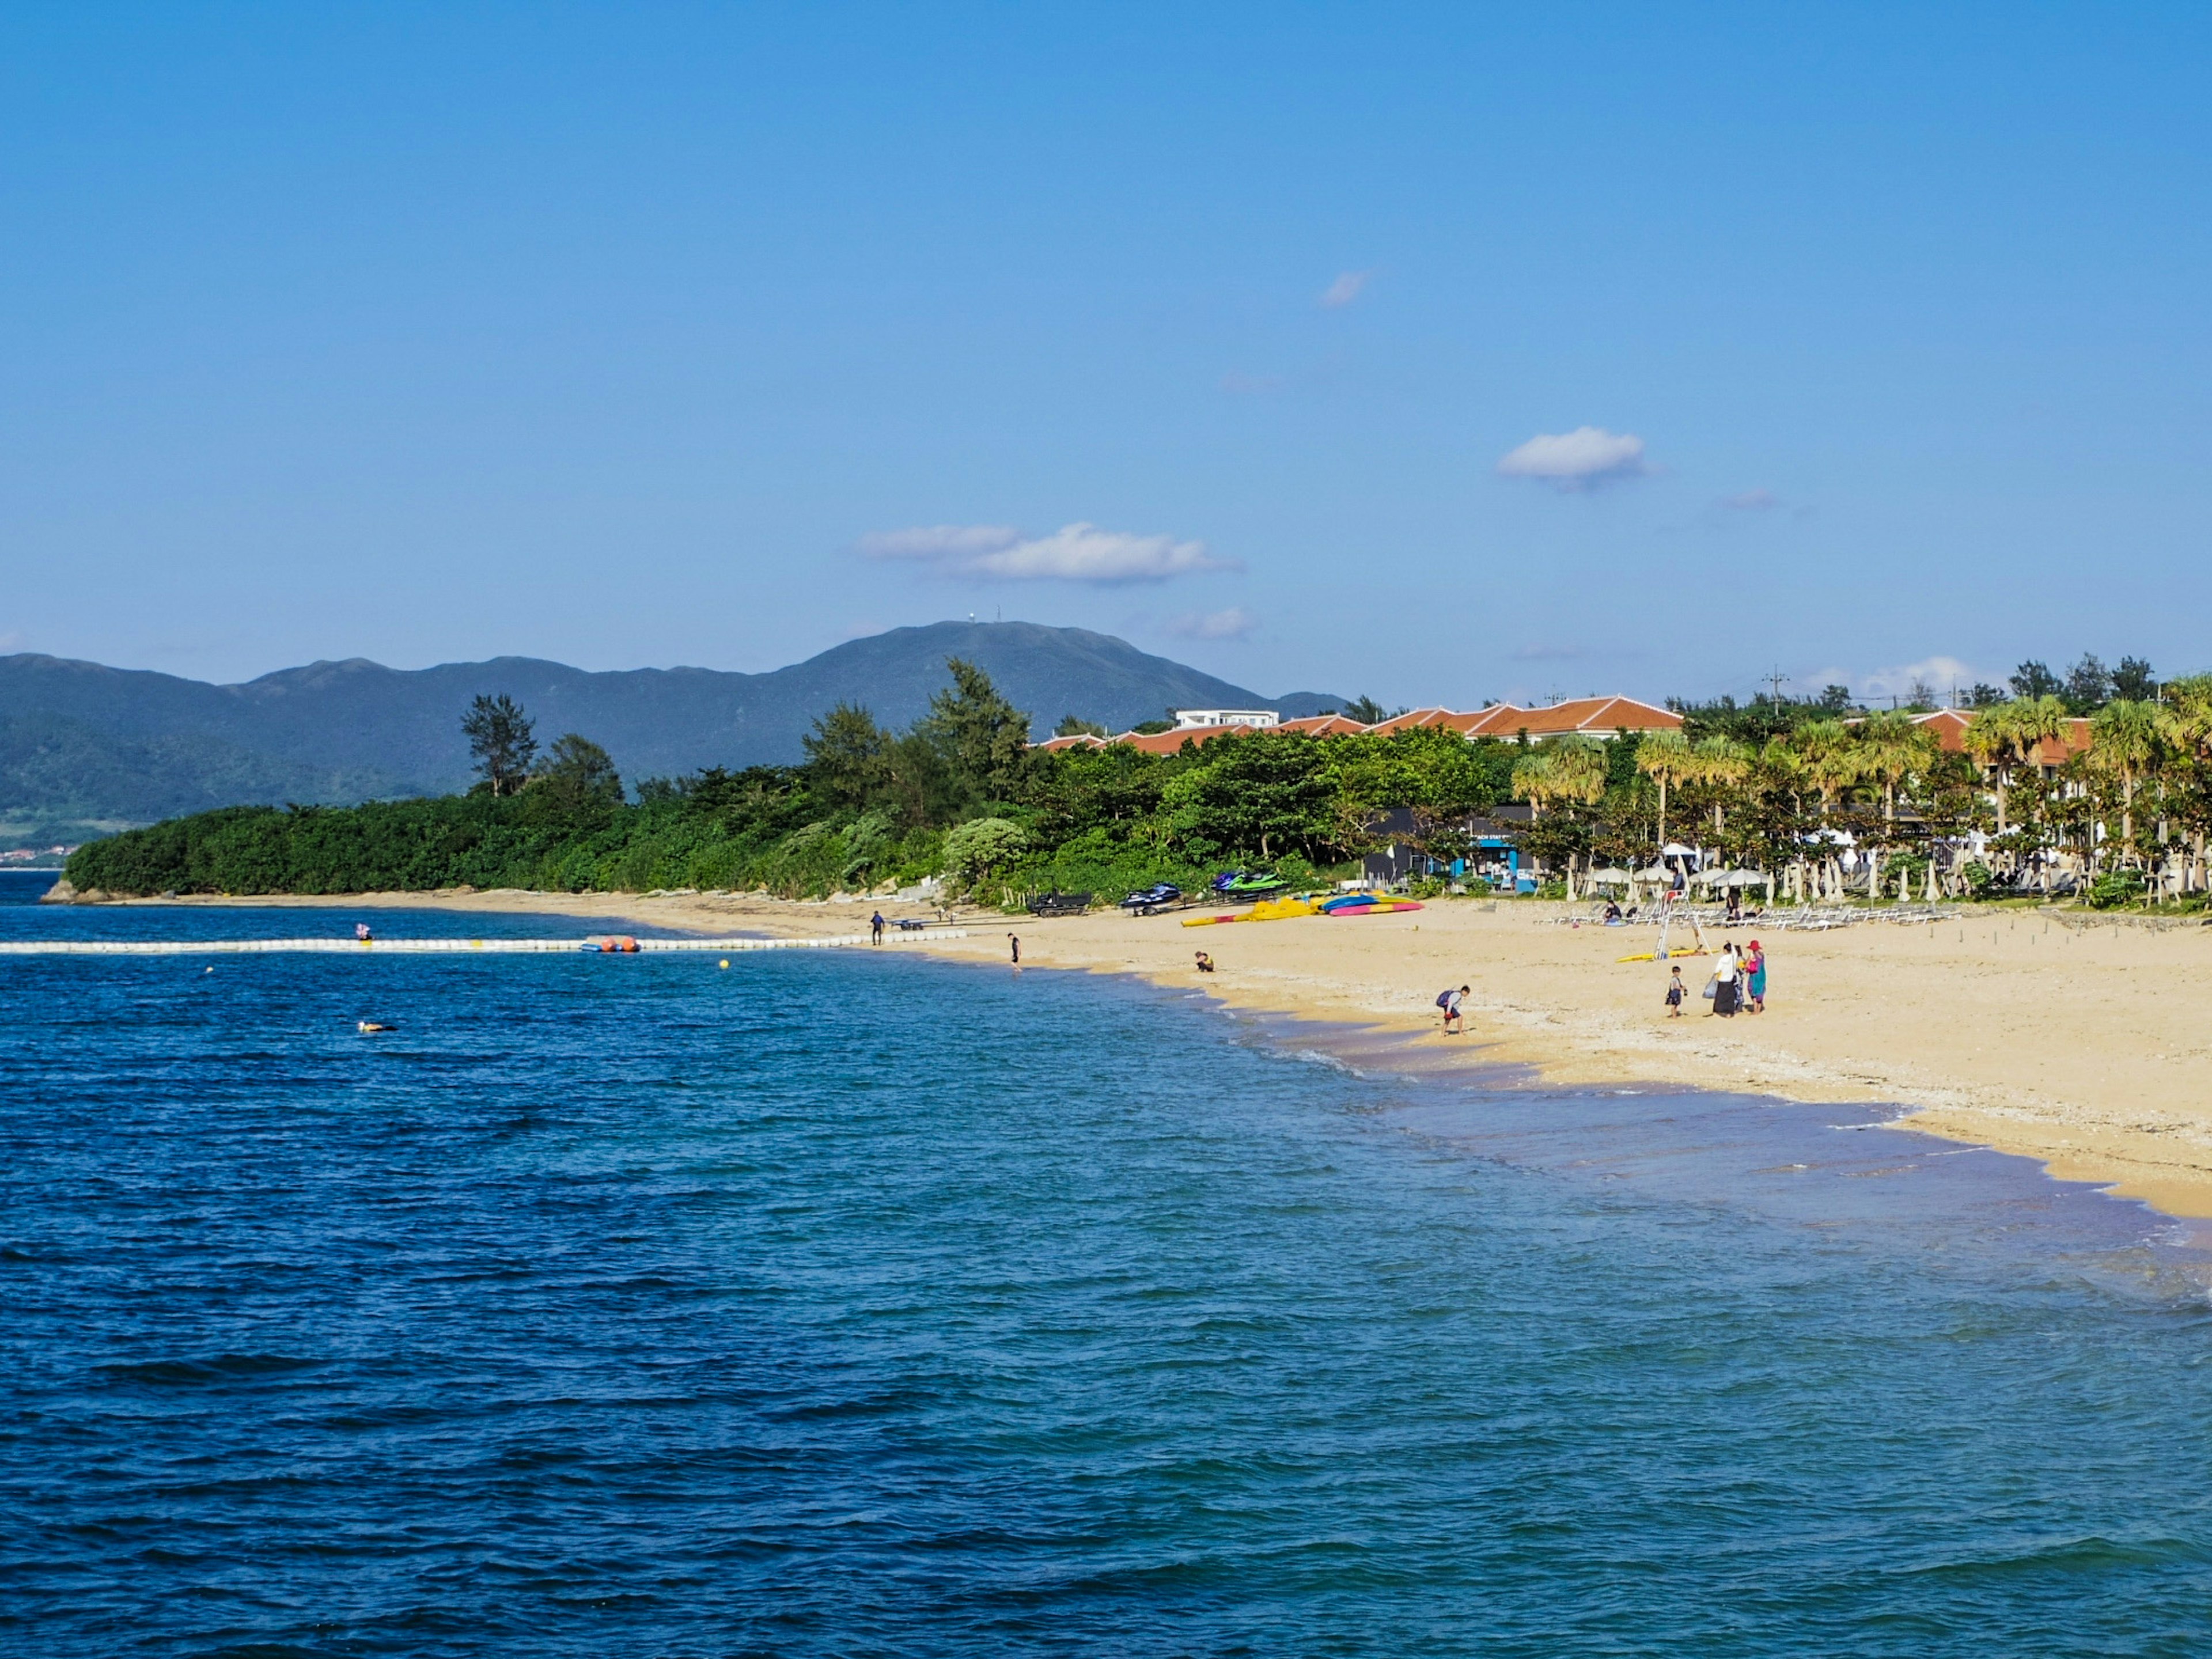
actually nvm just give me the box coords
[1792,720,1862,817]
[1513,740,1607,892]
[2088,698,2171,859]
[1960,703,2018,835]
[1854,711,1938,827]
[1692,737,1754,833]
[1548,738,1611,809]
[1636,729,1695,850]
[1510,747,1556,821]
[1962,696,2065,839]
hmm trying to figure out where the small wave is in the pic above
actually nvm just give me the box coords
[96,1353,325,1387]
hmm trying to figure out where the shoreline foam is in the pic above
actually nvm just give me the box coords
[71,886,2212,1219]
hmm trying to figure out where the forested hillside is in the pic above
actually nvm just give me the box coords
[65,661,1504,904]
[2,622,1342,846]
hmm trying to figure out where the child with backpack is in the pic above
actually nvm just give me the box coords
[1437,984,1469,1035]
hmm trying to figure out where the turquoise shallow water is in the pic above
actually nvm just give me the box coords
[6,871,2212,1656]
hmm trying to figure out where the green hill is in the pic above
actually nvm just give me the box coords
[1,623,1343,847]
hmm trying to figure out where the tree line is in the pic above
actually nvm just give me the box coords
[63,653,2212,910]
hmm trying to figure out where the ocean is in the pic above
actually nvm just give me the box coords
[6,869,2212,1656]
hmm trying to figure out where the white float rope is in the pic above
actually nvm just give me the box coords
[0,930,969,956]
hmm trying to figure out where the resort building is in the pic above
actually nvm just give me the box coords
[1366,697,1680,742]
[1171,709,1278,729]
[1032,695,1681,754]
[1910,707,2094,778]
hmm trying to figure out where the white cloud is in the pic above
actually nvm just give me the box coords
[858,521,1233,584]
[1320,270,1372,308]
[1166,606,1256,641]
[1855,656,1981,699]
[855,524,1021,560]
[1496,426,1649,490]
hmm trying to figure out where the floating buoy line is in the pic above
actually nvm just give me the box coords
[0,930,968,957]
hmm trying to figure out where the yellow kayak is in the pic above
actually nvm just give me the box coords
[1182,896,1320,927]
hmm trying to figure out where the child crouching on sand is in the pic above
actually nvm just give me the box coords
[1665,965,1685,1018]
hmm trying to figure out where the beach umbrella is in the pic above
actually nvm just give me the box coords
[1584,866,1633,884]
[1661,842,1699,857]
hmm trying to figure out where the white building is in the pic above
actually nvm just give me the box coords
[1171,709,1278,730]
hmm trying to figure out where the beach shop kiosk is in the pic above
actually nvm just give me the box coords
[1361,806,1535,892]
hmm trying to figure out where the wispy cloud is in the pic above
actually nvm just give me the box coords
[1166,606,1256,641]
[1719,488,1779,512]
[1319,270,1372,308]
[1496,426,1649,491]
[1856,656,1980,699]
[854,524,1022,561]
[859,521,1235,584]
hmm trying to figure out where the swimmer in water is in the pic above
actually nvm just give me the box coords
[357,1021,396,1034]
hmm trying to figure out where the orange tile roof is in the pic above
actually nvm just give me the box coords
[1275,713,1371,737]
[2028,717,2094,766]
[1366,707,1457,735]
[1034,733,1109,752]
[1456,704,1527,737]
[1910,709,1975,753]
[1033,696,1681,751]
[1501,696,1682,737]
[1107,724,1256,756]
[1910,708,2096,763]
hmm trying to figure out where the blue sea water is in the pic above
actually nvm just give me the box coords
[6,869,2212,1656]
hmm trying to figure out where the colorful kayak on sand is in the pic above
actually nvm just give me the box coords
[1181,896,1321,927]
[1317,895,1424,917]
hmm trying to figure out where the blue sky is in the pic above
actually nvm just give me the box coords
[5,5,2211,708]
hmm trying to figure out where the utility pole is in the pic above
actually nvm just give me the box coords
[1762,666,1789,707]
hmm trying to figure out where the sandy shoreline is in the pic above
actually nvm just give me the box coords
[75,885,2212,1218]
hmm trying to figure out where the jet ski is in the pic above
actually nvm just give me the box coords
[1119,882,1183,913]
[1211,870,1290,897]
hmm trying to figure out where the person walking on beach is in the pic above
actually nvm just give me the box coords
[1665,965,1685,1017]
[1007,933,1021,965]
[1709,942,1741,1017]
[870,910,885,945]
[1744,939,1767,1013]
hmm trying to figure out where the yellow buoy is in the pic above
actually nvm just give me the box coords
[719,959,730,969]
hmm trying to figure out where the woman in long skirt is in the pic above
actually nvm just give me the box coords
[1711,944,1741,1017]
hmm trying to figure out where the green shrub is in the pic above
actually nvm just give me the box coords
[2088,869,2146,910]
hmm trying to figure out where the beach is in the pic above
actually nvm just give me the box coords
[95,886,2212,1218]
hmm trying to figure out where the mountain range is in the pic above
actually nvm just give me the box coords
[0,622,1345,846]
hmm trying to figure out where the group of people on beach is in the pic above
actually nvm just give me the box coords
[1665,940,1766,1018]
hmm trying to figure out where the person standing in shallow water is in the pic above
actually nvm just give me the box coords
[1007,933,1020,965]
